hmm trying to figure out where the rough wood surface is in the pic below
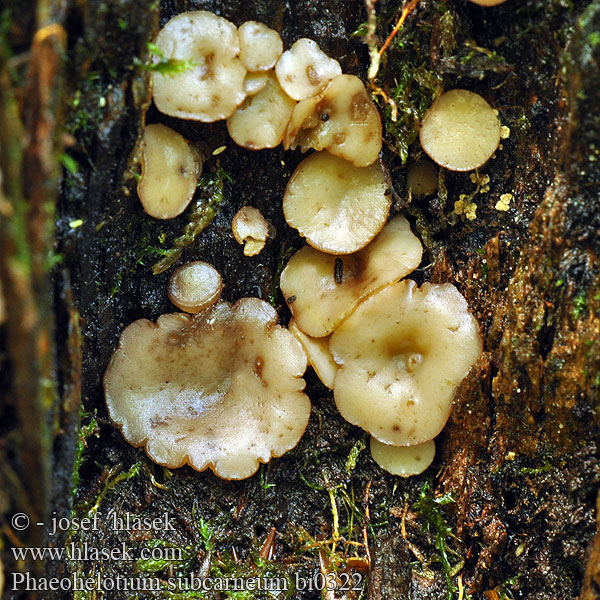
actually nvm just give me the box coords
[0,1,599,599]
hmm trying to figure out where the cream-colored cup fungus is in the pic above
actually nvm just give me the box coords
[227,74,297,150]
[289,319,338,389]
[238,21,284,72]
[330,279,482,447]
[280,216,423,337]
[103,298,310,480]
[284,74,382,167]
[152,11,247,122]
[138,124,203,219]
[469,0,507,5]
[419,89,501,172]
[243,72,270,96]
[407,159,438,198]
[168,261,223,313]
[232,206,269,256]
[275,38,342,101]
[283,152,391,254]
[370,437,435,477]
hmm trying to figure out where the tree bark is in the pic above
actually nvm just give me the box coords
[1,0,599,599]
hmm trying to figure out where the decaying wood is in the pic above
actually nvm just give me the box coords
[0,1,599,599]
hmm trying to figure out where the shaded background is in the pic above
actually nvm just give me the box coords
[0,0,599,598]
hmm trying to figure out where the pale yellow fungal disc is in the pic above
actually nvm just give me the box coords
[289,319,338,389]
[283,152,391,255]
[330,280,482,447]
[275,38,342,100]
[227,74,296,150]
[370,438,435,477]
[231,206,269,256]
[469,0,507,5]
[284,74,382,167]
[407,159,438,198]
[419,89,501,172]
[152,11,247,121]
[138,124,202,219]
[280,216,423,338]
[168,261,223,313]
[238,21,283,72]
[243,72,270,96]
[104,299,310,480]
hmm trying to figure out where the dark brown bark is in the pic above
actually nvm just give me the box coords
[0,1,599,599]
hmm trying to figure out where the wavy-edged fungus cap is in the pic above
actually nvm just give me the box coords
[168,261,222,313]
[283,152,391,254]
[275,38,341,101]
[419,89,500,172]
[370,437,435,477]
[280,216,422,337]
[152,11,247,121]
[407,159,438,198]
[330,280,482,447]
[138,124,203,219]
[232,206,269,256]
[227,74,296,150]
[289,319,337,389]
[238,21,283,72]
[104,298,310,480]
[284,74,382,167]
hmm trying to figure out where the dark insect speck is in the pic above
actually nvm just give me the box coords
[334,258,343,285]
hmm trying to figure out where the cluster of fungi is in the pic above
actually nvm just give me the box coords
[104,5,512,480]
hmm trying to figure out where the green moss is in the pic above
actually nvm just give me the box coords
[67,73,109,155]
[345,437,367,473]
[136,540,196,576]
[413,482,462,600]
[520,459,553,475]
[61,153,79,175]
[267,244,295,308]
[152,164,230,274]
[572,293,587,319]
[133,42,198,76]
[369,3,449,163]
[87,461,142,517]
[70,410,99,503]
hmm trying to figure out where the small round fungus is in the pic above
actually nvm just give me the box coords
[419,89,501,172]
[138,124,203,219]
[284,74,382,167]
[280,216,423,337]
[370,437,435,477]
[330,280,482,447]
[168,261,223,313]
[469,0,507,5]
[289,319,338,389]
[227,74,296,150]
[104,298,310,480]
[407,159,438,198]
[275,38,342,100]
[283,152,391,254]
[238,21,283,72]
[152,11,247,121]
[243,72,270,96]
[232,206,269,256]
